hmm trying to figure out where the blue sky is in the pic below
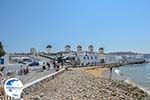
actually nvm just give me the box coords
[0,0,150,53]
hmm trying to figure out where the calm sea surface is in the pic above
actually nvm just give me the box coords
[114,63,150,91]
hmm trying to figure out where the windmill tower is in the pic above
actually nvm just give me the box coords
[77,45,82,53]
[88,45,94,53]
[65,45,71,52]
[46,45,52,54]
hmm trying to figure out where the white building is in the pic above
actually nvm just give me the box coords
[99,48,105,63]
[124,54,145,64]
[77,45,82,53]
[61,46,107,66]
[0,53,9,67]
[144,54,150,62]
[105,54,145,64]
[30,48,37,55]
[88,45,94,53]
[105,54,123,64]
[76,51,100,66]
[65,45,71,52]
[46,45,52,54]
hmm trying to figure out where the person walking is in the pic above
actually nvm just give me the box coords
[56,63,59,71]
[47,62,50,70]
[110,67,112,79]
[26,66,29,74]
[53,60,56,71]
[23,68,26,75]
[42,62,46,71]
[20,66,23,75]
[0,73,3,85]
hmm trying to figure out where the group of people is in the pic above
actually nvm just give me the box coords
[18,58,64,75]
[0,73,4,85]
[0,72,5,96]
[42,60,64,72]
[42,61,52,71]
[53,60,60,71]
[19,66,29,75]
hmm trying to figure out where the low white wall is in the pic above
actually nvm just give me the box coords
[23,68,65,95]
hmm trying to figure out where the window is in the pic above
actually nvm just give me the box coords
[1,59,4,64]
[101,59,105,63]
[95,56,97,59]
[84,56,86,60]
[87,56,89,60]
[91,56,93,60]
[71,57,75,60]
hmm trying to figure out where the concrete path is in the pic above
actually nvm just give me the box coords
[18,69,55,84]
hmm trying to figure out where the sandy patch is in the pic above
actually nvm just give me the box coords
[69,66,109,77]
[82,67,109,77]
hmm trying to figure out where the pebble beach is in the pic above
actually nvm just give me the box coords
[24,68,150,100]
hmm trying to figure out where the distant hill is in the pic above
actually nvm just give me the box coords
[108,52,139,55]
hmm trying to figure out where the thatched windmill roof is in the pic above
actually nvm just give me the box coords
[65,45,71,48]
[46,45,52,48]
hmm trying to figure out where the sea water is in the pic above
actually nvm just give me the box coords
[114,63,150,93]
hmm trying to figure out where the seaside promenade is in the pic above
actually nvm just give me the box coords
[0,54,149,100]
[23,67,150,100]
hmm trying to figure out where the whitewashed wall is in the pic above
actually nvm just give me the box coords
[0,53,9,66]
[105,54,123,64]
[76,52,100,65]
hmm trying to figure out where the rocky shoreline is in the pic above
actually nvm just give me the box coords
[24,70,150,100]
